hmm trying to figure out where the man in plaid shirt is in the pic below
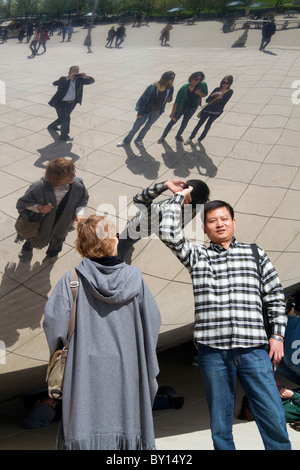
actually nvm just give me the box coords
[159,184,291,450]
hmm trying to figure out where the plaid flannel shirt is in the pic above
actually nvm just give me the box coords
[159,193,287,349]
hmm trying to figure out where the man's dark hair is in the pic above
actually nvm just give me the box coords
[204,200,234,222]
[186,179,210,207]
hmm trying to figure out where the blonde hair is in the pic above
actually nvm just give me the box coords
[76,215,117,258]
[45,158,75,186]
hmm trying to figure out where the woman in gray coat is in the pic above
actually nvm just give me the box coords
[43,215,161,449]
[16,158,89,259]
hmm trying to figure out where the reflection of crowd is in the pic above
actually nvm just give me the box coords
[10,35,299,448]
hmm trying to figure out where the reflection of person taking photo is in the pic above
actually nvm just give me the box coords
[48,66,95,141]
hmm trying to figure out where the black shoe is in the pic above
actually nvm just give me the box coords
[175,135,183,142]
[168,396,185,409]
[46,250,59,258]
[59,135,74,141]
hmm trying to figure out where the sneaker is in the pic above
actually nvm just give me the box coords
[117,141,125,147]
[134,140,144,147]
[157,137,165,144]
[175,135,183,142]
[168,396,185,409]
[184,138,192,145]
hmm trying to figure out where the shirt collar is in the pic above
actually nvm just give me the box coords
[209,236,237,253]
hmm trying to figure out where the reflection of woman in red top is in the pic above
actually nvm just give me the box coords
[184,75,233,145]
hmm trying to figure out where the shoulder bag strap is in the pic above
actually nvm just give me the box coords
[203,88,230,111]
[64,268,78,349]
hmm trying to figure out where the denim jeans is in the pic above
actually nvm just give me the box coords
[161,107,197,139]
[197,344,291,450]
[190,111,219,141]
[124,111,160,143]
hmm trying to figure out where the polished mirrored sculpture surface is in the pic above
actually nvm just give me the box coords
[0,17,300,399]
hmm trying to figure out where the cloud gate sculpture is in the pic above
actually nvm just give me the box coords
[0,18,300,401]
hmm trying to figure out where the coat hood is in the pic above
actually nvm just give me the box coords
[76,257,142,304]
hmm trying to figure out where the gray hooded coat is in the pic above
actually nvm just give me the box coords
[43,257,161,450]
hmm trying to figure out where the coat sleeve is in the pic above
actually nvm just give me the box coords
[16,179,46,213]
[257,245,287,337]
[138,279,161,403]
[135,84,154,114]
[43,271,73,357]
[75,178,89,208]
[133,182,167,207]
[53,77,67,87]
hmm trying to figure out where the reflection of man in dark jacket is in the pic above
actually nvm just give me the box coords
[259,18,276,51]
[48,66,95,141]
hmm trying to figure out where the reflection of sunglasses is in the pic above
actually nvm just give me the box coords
[222,81,229,84]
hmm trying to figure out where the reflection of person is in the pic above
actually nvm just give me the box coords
[23,396,57,429]
[48,65,95,141]
[29,30,41,56]
[158,72,208,143]
[118,179,210,263]
[16,158,89,259]
[115,23,126,47]
[184,75,233,145]
[117,71,175,147]
[238,384,300,425]
[43,215,161,450]
[37,30,50,54]
[259,17,276,51]
[277,384,300,423]
[160,24,173,46]
[159,196,291,450]
[105,26,115,47]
